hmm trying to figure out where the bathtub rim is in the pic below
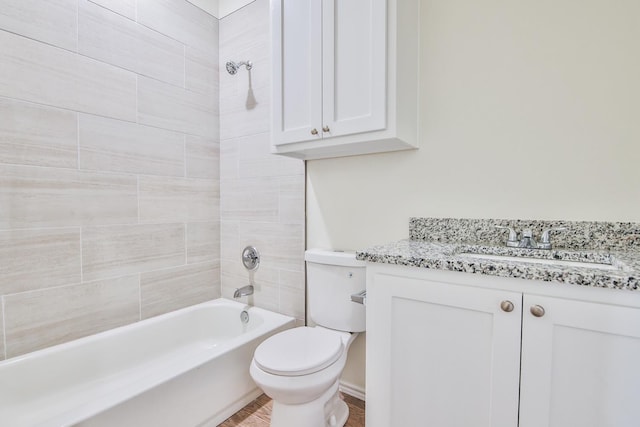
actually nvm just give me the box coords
[0,298,296,427]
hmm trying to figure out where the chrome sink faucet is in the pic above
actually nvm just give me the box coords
[234,284,254,298]
[495,226,567,250]
[518,229,537,249]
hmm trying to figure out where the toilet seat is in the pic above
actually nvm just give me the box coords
[254,327,344,376]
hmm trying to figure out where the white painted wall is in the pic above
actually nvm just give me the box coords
[308,0,640,394]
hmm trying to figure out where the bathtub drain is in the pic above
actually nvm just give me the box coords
[240,310,250,324]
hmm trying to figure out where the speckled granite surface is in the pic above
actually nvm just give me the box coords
[409,218,640,251]
[357,218,640,291]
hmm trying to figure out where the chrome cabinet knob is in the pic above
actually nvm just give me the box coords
[530,305,545,317]
[322,126,330,132]
[500,300,515,313]
[310,128,318,135]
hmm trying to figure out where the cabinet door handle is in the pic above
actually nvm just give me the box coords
[322,126,330,132]
[500,300,514,312]
[530,305,545,317]
[310,128,318,135]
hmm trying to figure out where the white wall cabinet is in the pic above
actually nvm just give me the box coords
[270,0,420,160]
[366,265,640,427]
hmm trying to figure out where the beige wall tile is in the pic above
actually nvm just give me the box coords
[218,0,269,88]
[186,43,219,97]
[0,0,223,360]
[0,31,136,122]
[219,138,238,181]
[219,0,270,140]
[137,0,218,53]
[79,0,185,87]
[220,220,240,263]
[220,221,305,274]
[238,222,305,272]
[89,0,136,20]
[220,262,280,312]
[0,229,81,295]
[141,262,220,319]
[0,165,138,228]
[220,221,304,313]
[0,0,78,51]
[0,300,5,360]
[3,276,139,358]
[0,97,78,168]
[139,176,219,223]
[138,76,218,138]
[219,83,269,140]
[279,269,304,291]
[279,176,305,225]
[187,222,220,264]
[186,135,219,179]
[236,132,304,179]
[279,269,305,324]
[279,286,305,319]
[221,261,279,312]
[218,0,305,321]
[79,114,185,176]
[220,177,279,222]
[82,224,186,281]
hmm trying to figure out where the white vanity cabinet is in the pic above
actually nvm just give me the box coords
[270,0,420,160]
[366,264,640,427]
[519,295,640,427]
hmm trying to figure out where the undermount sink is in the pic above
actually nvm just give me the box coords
[457,252,620,271]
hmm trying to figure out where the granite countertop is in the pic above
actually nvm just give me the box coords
[356,218,640,291]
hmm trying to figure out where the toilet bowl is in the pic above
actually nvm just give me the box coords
[250,327,357,427]
[249,249,366,427]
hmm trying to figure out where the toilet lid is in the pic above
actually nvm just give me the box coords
[254,327,344,376]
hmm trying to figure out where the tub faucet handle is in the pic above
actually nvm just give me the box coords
[495,225,519,248]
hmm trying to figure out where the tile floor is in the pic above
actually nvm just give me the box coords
[219,393,365,426]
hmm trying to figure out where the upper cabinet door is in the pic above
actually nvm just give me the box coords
[520,295,640,427]
[271,0,323,145]
[271,0,419,159]
[321,0,386,138]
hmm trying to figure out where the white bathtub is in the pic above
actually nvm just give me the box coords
[0,299,295,427]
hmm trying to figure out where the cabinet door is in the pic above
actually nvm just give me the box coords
[271,0,322,145]
[321,0,386,138]
[520,295,640,427]
[367,272,521,427]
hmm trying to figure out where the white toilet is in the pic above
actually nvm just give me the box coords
[249,249,366,427]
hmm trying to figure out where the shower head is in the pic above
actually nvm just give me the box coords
[226,60,253,75]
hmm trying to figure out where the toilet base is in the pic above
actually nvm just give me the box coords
[270,379,349,427]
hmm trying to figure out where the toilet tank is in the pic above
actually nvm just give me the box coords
[305,249,366,332]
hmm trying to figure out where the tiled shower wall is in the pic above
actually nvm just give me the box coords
[0,0,220,360]
[219,0,306,324]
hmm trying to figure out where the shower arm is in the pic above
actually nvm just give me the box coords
[226,60,253,75]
